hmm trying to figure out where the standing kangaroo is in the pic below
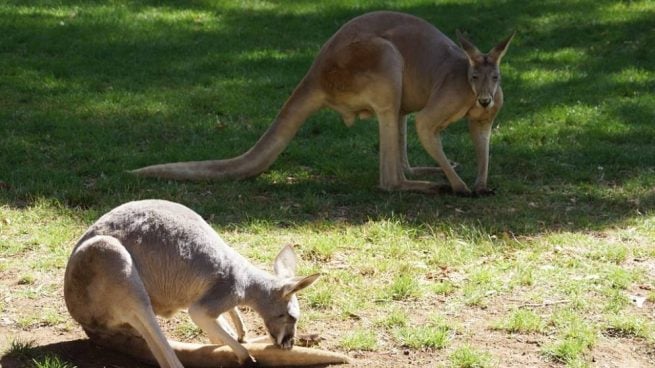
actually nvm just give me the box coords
[64,199,350,367]
[132,11,515,196]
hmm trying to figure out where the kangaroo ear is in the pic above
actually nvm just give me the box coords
[456,29,482,65]
[282,274,320,298]
[274,244,297,278]
[488,30,516,65]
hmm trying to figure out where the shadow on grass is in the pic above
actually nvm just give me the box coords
[0,0,653,235]
[0,339,153,368]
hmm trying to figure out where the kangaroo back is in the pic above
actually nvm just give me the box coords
[74,200,240,317]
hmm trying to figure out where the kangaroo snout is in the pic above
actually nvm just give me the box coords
[276,334,295,350]
[478,97,492,108]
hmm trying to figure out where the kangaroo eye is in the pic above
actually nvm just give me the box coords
[471,75,479,80]
[492,75,499,81]
[278,314,287,319]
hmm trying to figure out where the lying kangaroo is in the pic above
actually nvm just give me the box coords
[132,11,514,196]
[64,199,350,367]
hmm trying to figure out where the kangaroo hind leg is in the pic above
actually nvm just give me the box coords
[369,40,438,193]
[400,115,453,177]
[64,235,184,368]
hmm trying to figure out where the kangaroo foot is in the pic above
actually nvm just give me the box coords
[380,180,452,194]
[405,161,459,177]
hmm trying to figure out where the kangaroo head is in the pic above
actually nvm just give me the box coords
[262,244,319,350]
[456,30,515,109]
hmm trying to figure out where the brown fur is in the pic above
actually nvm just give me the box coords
[132,11,515,196]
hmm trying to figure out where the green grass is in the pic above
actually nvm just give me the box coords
[173,319,203,341]
[5,339,38,360]
[392,314,455,350]
[492,309,545,334]
[1,0,654,367]
[385,274,422,301]
[542,310,598,366]
[432,280,456,296]
[17,274,36,285]
[305,285,334,309]
[376,308,409,329]
[32,355,77,368]
[4,340,76,368]
[395,324,452,350]
[339,329,378,351]
[448,346,494,368]
[605,314,653,340]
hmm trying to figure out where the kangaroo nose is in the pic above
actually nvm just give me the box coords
[478,98,491,107]
[279,335,294,350]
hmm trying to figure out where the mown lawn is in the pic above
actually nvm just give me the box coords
[1,1,654,367]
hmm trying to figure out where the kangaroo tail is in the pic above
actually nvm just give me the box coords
[131,77,325,181]
[92,333,350,367]
[170,340,351,367]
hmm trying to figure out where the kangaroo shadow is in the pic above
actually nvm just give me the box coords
[0,339,153,368]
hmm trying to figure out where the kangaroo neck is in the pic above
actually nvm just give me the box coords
[229,258,279,311]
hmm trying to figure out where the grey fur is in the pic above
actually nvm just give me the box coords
[64,199,320,367]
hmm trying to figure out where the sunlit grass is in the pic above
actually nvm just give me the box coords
[448,346,494,368]
[393,316,455,350]
[492,309,545,334]
[605,314,653,340]
[542,310,597,365]
[339,329,378,351]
